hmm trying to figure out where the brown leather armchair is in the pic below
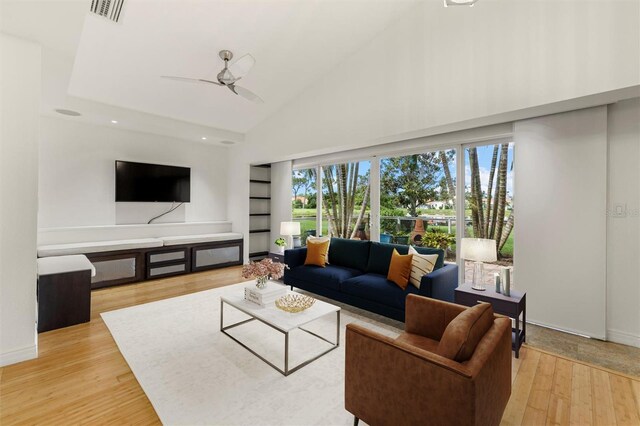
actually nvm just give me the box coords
[345,294,512,426]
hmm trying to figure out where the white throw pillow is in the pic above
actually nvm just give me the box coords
[408,245,438,289]
[306,236,331,263]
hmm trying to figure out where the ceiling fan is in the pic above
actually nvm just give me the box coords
[161,50,263,103]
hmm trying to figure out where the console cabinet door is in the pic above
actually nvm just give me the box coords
[191,241,242,272]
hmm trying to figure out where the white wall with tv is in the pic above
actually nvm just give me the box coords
[38,116,229,227]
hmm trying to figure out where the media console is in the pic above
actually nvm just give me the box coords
[84,238,243,288]
[37,222,243,289]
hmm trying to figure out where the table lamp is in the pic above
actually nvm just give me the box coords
[280,221,301,250]
[460,238,497,291]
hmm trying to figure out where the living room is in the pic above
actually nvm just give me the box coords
[1,0,639,425]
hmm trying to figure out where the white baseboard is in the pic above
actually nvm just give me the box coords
[607,329,640,348]
[0,344,38,367]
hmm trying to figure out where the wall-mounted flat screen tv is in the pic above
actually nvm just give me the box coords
[115,160,191,202]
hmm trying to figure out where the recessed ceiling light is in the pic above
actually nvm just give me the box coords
[201,137,207,140]
[221,140,235,145]
[55,108,82,117]
[444,0,478,6]
[111,120,118,124]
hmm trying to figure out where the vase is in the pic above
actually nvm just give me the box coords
[255,275,268,289]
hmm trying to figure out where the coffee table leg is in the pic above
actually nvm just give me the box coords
[336,310,341,346]
[284,331,290,376]
[220,299,224,331]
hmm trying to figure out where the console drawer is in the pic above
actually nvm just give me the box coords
[149,250,186,264]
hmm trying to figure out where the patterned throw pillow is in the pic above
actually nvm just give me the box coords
[408,245,438,289]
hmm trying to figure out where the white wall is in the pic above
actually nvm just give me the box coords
[270,161,293,252]
[607,98,640,347]
[245,0,639,163]
[38,116,229,228]
[0,34,40,366]
[514,107,608,339]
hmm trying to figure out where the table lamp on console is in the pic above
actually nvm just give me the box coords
[460,237,497,291]
[280,221,301,250]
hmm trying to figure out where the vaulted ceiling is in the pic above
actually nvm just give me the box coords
[3,0,418,135]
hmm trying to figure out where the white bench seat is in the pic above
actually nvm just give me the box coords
[38,238,164,257]
[159,232,244,246]
[37,255,96,277]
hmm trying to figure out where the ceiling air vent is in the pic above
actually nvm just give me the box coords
[90,0,125,23]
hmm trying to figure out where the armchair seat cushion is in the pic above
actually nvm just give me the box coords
[286,264,362,291]
[395,332,439,353]
[342,273,418,309]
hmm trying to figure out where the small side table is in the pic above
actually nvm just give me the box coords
[268,252,285,264]
[455,283,526,358]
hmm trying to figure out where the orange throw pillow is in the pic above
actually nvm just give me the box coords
[387,249,413,289]
[304,239,330,267]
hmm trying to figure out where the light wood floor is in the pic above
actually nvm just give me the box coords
[1,267,639,425]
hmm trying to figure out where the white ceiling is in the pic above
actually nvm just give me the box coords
[66,0,418,133]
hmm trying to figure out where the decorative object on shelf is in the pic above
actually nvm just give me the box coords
[274,237,286,254]
[275,293,316,313]
[242,258,286,289]
[501,267,512,297]
[280,221,301,250]
[409,219,426,246]
[460,238,497,291]
[494,273,501,293]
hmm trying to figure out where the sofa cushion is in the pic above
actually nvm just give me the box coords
[328,238,370,272]
[342,273,418,309]
[286,264,362,291]
[437,302,495,362]
[387,249,413,289]
[367,242,410,275]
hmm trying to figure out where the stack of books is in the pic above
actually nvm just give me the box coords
[244,282,287,306]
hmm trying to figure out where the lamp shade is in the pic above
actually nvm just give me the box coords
[280,221,301,236]
[460,238,497,262]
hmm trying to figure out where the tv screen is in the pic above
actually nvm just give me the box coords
[115,161,191,202]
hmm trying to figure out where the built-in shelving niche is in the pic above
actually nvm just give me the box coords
[248,164,271,260]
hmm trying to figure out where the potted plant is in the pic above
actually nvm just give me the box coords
[274,237,287,254]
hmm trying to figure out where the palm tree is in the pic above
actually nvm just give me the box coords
[322,163,370,238]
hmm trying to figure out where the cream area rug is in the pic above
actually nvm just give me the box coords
[101,282,403,425]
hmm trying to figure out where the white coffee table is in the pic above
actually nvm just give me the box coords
[220,287,340,376]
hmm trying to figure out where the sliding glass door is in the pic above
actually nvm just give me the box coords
[291,167,317,246]
[379,149,457,261]
[463,142,515,285]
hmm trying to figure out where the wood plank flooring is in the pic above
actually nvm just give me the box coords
[1,266,639,425]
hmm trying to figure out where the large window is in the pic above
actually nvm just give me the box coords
[464,142,515,284]
[321,161,371,239]
[380,149,457,260]
[292,168,317,246]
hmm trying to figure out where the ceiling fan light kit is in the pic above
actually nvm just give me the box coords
[161,49,263,103]
[444,0,478,6]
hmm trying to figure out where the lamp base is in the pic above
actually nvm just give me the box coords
[471,261,486,291]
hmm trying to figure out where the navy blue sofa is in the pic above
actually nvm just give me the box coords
[284,238,458,322]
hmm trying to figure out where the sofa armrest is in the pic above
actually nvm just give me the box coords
[284,248,307,268]
[345,323,475,426]
[419,263,458,302]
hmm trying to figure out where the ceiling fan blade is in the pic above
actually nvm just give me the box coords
[233,85,264,103]
[228,54,255,79]
[161,76,222,86]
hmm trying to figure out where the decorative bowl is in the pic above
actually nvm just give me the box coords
[275,294,315,313]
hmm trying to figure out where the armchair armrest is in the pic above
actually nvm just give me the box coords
[345,323,474,426]
[419,263,458,302]
[284,247,307,268]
